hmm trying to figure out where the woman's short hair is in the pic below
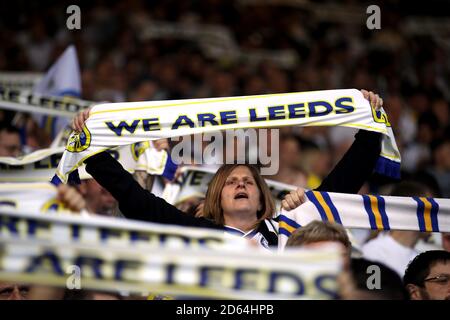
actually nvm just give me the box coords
[286,220,351,249]
[202,164,275,228]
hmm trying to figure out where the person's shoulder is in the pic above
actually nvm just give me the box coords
[361,233,390,252]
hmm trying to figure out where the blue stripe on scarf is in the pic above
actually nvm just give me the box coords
[362,195,377,230]
[278,214,301,230]
[279,227,293,237]
[413,197,426,232]
[18,126,27,146]
[50,175,61,186]
[306,191,329,222]
[50,170,81,186]
[428,197,440,232]
[376,195,390,230]
[56,89,81,98]
[162,153,177,181]
[321,192,342,224]
[374,156,401,179]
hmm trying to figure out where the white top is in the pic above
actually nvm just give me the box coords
[224,220,278,250]
[361,233,418,277]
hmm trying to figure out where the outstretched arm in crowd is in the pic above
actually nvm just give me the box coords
[84,151,220,229]
[316,89,383,194]
[75,109,219,229]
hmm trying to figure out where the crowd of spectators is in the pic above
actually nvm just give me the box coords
[0,0,449,300]
[1,0,449,195]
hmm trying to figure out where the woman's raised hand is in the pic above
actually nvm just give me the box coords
[360,89,383,111]
[281,187,307,211]
[72,107,92,133]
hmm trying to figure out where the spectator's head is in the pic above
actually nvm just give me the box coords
[202,164,275,229]
[63,289,123,300]
[0,282,29,300]
[0,122,22,157]
[279,134,302,169]
[390,181,432,197]
[78,179,117,216]
[431,138,450,171]
[417,112,439,144]
[339,258,408,300]
[431,98,449,128]
[403,250,450,300]
[443,233,450,252]
[129,79,159,101]
[176,196,204,217]
[286,220,351,251]
[409,171,442,198]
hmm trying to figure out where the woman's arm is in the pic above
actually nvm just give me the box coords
[85,152,220,230]
[316,89,384,193]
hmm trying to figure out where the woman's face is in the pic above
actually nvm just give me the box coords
[220,166,262,217]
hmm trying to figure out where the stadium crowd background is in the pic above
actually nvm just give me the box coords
[1,0,449,195]
[0,0,449,300]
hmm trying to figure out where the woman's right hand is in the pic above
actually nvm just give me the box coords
[57,184,86,212]
[72,107,92,132]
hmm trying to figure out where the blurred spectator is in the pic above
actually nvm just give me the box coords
[0,122,22,157]
[0,282,29,300]
[442,233,450,252]
[270,134,308,187]
[17,19,54,71]
[362,181,434,277]
[78,179,117,216]
[403,250,450,300]
[383,94,416,147]
[286,220,351,252]
[63,289,123,300]
[176,196,205,217]
[402,112,439,171]
[428,139,450,197]
[0,0,449,301]
[0,0,447,186]
[128,79,161,101]
[338,258,408,300]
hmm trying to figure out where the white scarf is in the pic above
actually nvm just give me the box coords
[0,182,71,213]
[278,190,450,249]
[0,209,342,299]
[0,86,90,117]
[0,143,175,183]
[54,89,401,183]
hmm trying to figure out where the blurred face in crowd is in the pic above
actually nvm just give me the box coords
[176,196,204,217]
[220,166,262,219]
[443,233,450,252]
[0,130,21,157]
[408,261,450,300]
[90,292,121,300]
[420,262,450,300]
[280,137,301,168]
[0,283,29,300]
[434,141,450,170]
[78,179,117,215]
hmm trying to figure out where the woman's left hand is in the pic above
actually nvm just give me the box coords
[360,89,383,111]
[281,188,307,211]
[153,138,169,151]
